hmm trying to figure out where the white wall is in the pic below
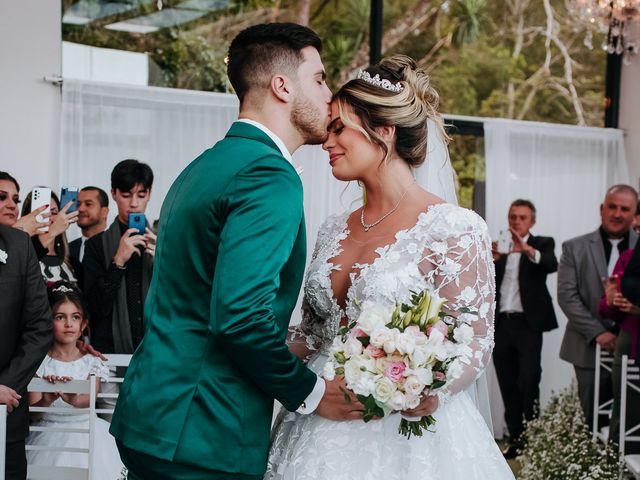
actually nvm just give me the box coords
[620,23,640,189]
[63,41,149,86]
[0,0,61,195]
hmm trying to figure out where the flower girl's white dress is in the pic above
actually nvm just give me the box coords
[26,354,124,480]
[266,204,515,480]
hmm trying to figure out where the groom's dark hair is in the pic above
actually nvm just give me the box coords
[226,23,322,103]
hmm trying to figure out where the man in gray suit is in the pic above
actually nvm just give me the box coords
[559,184,638,428]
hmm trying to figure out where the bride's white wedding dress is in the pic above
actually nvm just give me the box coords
[265,203,515,480]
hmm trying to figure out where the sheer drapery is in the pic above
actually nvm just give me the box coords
[484,118,629,435]
[60,80,455,274]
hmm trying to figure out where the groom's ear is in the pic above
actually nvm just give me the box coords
[270,74,293,103]
[376,125,396,143]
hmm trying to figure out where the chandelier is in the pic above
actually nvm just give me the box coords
[569,0,640,62]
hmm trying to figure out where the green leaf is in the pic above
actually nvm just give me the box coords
[339,386,352,404]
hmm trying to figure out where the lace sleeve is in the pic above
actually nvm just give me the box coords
[287,298,323,362]
[418,207,495,404]
[286,214,346,362]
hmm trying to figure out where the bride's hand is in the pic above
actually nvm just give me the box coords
[315,377,366,421]
[401,393,439,417]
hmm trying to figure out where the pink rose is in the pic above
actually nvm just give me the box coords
[434,371,446,381]
[365,344,385,359]
[350,328,368,339]
[384,361,406,382]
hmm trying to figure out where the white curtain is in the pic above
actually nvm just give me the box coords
[484,118,629,436]
[60,80,456,321]
[60,79,457,259]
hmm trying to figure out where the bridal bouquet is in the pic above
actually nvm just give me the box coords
[323,289,476,439]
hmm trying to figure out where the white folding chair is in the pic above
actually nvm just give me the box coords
[96,354,132,418]
[619,354,640,479]
[26,376,96,480]
[594,343,615,443]
[0,404,6,480]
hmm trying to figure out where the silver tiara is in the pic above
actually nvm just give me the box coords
[52,285,74,293]
[357,70,404,93]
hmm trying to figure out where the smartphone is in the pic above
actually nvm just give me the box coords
[128,213,146,235]
[59,186,79,213]
[31,186,51,233]
[497,229,513,254]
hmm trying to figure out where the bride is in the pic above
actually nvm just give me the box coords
[265,55,514,480]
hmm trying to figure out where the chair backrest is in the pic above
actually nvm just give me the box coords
[26,376,96,480]
[96,354,132,417]
[593,343,614,442]
[0,404,6,480]
[618,354,640,453]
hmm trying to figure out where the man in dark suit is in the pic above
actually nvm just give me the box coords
[492,199,558,458]
[68,186,108,286]
[0,224,52,479]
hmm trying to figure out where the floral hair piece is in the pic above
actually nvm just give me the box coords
[356,70,404,93]
[52,285,74,294]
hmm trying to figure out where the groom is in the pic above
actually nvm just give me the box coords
[110,23,361,479]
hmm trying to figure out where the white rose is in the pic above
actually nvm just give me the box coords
[395,332,416,355]
[415,365,433,386]
[343,336,364,358]
[375,356,390,373]
[410,346,429,366]
[344,358,364,385]
[351,372,376,396]
[447,359,464,380]
[373,377,397,404]
[389,390,407,410]
[358,302,392,334]
[323,362,336,381]
[453,324,474,344]
[370,327,394,349]
[404,393,421,410]
[383,328,401,354]
[404,375,425,397]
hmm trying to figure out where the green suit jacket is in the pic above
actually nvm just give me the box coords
[110,122,317,475]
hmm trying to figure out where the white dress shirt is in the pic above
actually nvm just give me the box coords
[78,235,88,262]
[236,118,323,413]
[608,238,622,276]
[236,118,304,175]
[499,234,541,313]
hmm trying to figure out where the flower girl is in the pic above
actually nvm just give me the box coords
[27,281,123,479]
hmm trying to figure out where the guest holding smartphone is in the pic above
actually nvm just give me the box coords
[599,248,640,452]
[21,188,79,286]
[0,173,78,261]
[82,159,155,419]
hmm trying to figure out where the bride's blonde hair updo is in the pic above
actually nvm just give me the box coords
[335,55,448,168]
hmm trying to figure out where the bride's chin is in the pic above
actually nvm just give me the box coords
[331,170,356,182]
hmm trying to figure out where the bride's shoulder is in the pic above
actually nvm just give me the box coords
[316,212,350,237]
[420,203,489,237]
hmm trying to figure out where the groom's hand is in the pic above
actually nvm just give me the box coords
[315,377,365,421]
